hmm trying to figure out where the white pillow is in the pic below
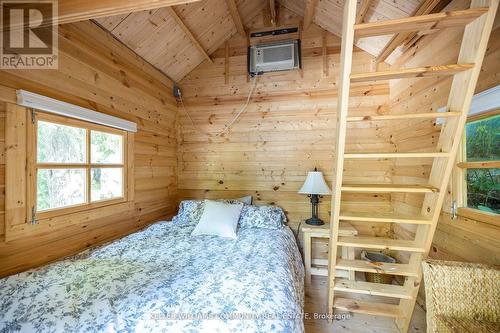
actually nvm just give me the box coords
[191,200,243,239]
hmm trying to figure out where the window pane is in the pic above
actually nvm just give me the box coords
[37,169,86,211]
[466,114,500,161]
[37,121,86,163]
[466,168,500,214]
[91,131,123,164]
[91,168,123,201]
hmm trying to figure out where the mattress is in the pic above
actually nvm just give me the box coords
[0,220,304,332]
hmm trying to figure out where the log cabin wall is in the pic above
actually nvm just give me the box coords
[388,0,499,266]
[177,7,397,245]
[0,21,178,277]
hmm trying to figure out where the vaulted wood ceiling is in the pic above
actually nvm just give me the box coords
[94,0,448,82]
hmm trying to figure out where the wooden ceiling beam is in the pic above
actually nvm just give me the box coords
[56,0,201,25]
[303,0,319,30]
[270,0,278,26]
[225,0,246,37]
[166,7,213,64]
[354,0,372,43]
[375,0,446,64]
[356,0,372,24]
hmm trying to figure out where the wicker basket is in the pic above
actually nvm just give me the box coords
[361,251,396,284]
[422,259,500,333]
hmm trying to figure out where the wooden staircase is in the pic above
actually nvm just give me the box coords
[326,1,499,332]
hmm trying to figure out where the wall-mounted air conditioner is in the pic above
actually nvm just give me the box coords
[248,39,301,76]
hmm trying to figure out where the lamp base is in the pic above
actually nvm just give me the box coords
[305,217,325,226]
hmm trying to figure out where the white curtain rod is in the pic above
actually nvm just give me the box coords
[16,90,137,133]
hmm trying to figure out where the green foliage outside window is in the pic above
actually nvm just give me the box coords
[36,121,124,212]
[465,114,499,213]
[37,121,86,211]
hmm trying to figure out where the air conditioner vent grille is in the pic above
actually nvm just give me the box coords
[263,45,293,62]
[248,39,301,75]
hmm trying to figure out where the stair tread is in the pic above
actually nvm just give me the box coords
[354,7,489,38]
[337,236,426,252]
[339,211,432,224]
[334,297,404,318]
[346,111,461,121]
[350,64,474,82]
[344,152,449,158]
[336,259,419,277]
[328,0,497,324]
[334,278,413,299]
[341,183,439,193]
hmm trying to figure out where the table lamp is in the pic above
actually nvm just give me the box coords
[298,168,331,225]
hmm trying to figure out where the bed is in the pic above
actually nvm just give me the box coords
[0,217,304,332]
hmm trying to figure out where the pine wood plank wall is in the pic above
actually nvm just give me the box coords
[177,8,399,238]
[0,103,4,240]
[388,0,499,266]
[0,21,178,277]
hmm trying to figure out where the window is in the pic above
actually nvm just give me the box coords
[28,111,129,220]
[454,110,499,222]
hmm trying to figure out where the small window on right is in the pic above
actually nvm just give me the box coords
[459,112,499,213]
[453,86,499,223]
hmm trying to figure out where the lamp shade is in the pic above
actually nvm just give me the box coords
[298,171,331,195]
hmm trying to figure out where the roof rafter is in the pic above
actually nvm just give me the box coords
[303,0,319,30]
[400,0,453,51]
[225,0,246,37]
[356,0,372,24]
[375,0,448,64]
[33,0,202,26]
[270,0,278,26]
[166,6,214,64]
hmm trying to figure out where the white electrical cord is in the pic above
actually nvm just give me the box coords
[178,75,259,137]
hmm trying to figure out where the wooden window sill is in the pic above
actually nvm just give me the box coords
[457,207,499,227]
[36,197,128,221]
[6,200,135,242]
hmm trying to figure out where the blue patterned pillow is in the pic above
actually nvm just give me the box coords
[172,200,205,225]
[238,205,287,230]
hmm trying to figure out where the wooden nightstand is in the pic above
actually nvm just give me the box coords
[301,222,358,284]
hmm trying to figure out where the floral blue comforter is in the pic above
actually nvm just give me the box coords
[0,221,304,333]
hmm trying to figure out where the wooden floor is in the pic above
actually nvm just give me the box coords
[304,276,427,333]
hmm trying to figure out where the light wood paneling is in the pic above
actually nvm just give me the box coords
[226,0,246,36]
[95,0,267,81]
[177,8,404,233]
[0,103,5,240]
[59,0,201,24]
[280,0,422,57]
[0,20,177,277]
[303,0,319,30]
[3,0,202,28]
[92,0,431,82]
[376,0,450,64]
